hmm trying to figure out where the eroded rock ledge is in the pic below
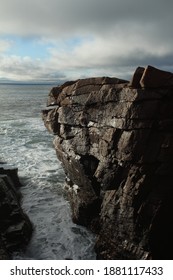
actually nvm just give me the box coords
[0,165,32,259]
[42,65,173,259]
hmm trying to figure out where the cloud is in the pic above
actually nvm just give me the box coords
[46,31,173,79]
[0,0,173,81]
[0,55,65,82]
[0,39,13,52]
[0,0,173,38]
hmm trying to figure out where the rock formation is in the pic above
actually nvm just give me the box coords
[0,165,32,259]
[42,66,173,259]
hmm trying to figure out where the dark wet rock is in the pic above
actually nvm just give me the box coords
[43,67,173,259]
[0,166,32,259]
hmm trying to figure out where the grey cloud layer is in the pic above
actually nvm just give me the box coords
[0,0,173,81]
[1,0,173,37]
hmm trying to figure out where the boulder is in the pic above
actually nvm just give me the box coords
[129,66,145,88]
[140,65,173,88]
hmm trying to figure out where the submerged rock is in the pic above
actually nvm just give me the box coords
[0,165,32,259]
[43,66,173,259]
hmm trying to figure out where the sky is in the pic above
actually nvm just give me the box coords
[0,0,173,83]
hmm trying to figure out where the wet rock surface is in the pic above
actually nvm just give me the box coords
[42,66,173,259]
[0,165,32,259]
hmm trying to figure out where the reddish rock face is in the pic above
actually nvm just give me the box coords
[140,65,173,88]
[43,67,173,259]
[129,65,173,89]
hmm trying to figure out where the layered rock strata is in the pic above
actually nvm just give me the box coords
[42,66,173,259]
[0,165,32,259]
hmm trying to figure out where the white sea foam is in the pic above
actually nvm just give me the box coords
[0,84,96,260]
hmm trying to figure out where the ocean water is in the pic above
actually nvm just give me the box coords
[0,84,96,260]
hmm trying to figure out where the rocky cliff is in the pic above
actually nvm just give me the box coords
[42,65,173,259]
[0,165,32,259]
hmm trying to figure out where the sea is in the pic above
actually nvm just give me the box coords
[0,83,96,260]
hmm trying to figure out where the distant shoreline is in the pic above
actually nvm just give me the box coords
[0,82,61,86]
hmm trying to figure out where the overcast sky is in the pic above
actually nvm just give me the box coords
[0,0,173,82]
